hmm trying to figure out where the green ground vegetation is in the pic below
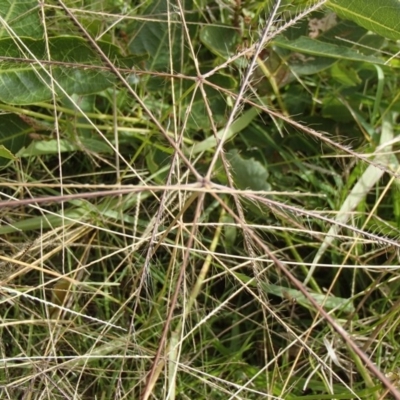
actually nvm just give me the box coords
[1,0,400,399]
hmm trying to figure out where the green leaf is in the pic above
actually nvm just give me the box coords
[128,0,195,71]
[0,206,89,234]
[199,25,248,69]
[145,147,171,183]
[199,25,238,59]
[79,138,114,154]
[273,35,386,65]
[0,36,117,104]
[190,108,258,154]
[227,149,270,191]
[19,137,113,157]
[327,0,400,41]
[184,73,236,130]
[221,214,237,250]
[235,272,355,313]
[322,95,353,122]
[330,62,361,87]
[20,139,77,156]
[0,0,43,39]
[0,113,31,165]
[288,55,335,76]
[0,145,17,160]
[312,17,367,46]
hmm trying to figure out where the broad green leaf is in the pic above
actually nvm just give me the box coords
[128,0,195,71]
[199,25,238,59]
[0,113,31,165]
[327,0,400,41]
[60,93,96,139]
[235,272,355,313]
[20,139,78,156]
[190,107,258,154]
[280,17,383,76]
[288,56,335,76]
[273,36,386,65]
[145,147,171,183]
[19,137,113,157]
[0,207,89,234]
[0,0,43,39]
[79,138,114,154]
[184,73,236,130]
[310,16,366,46]
[221,214,237,250]
[0,36,117,104]
[199,25,248,69]
[322,95,353,122]
[0,145,17,160]
[331,61,361,87]
[227,149,270,191]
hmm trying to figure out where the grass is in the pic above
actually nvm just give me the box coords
[1,0,400,399]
